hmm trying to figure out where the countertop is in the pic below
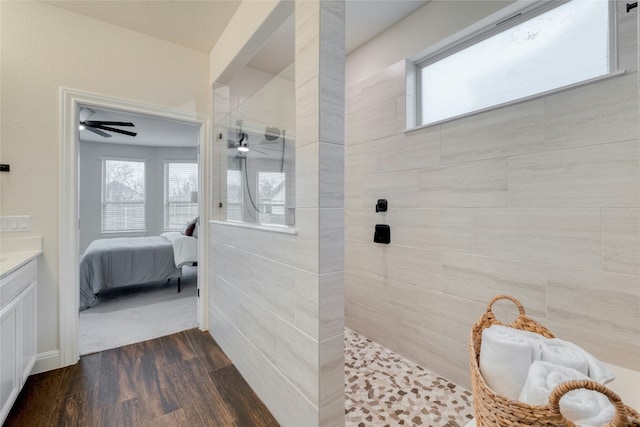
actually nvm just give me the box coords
[0,236,43,279]
[0,250,42,278]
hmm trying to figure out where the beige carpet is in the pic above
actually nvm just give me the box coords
[79,266,198,355]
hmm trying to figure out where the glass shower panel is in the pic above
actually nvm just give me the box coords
[214,62,296,227]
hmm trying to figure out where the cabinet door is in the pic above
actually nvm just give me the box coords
[20,282,37,383]
[0,301,19,423]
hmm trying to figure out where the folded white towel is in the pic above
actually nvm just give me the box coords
[480,325,542,399]
[541,339,615,385]
[519,361,614,427]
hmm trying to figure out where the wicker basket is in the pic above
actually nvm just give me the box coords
[469,294,640,427]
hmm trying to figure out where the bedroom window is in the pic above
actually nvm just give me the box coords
[257,172,286,226]
[411,0,616,128]
[226,169,243,222]
[102,159,146,232]
[165,162,198,230]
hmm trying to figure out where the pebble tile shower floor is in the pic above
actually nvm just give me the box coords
[345,328,474,427]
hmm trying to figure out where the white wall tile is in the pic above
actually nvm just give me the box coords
[391,209,474,252]
[395,322,471,388]
[295,269,320,340]
[319,76,345,145]
[544,74,639,150]
[602,208,640,275]
[347,98,397,146]
[319,142,344,208]
[344,208,378,242]
[419,158,508,208]
[361,169,420,209]
[319,333,345,407]
[296,143,320,208]
[509,140,639,208]
[347,60,405,115]
[296,77,320,148]
[276,319,320,404]
[319,271,344,340]
[440,99,545,164]
[473,209,601,269]
[319,207,344,273]
[548,267,640,345]
[376,125,441,173]
[442,252,547,317]
[345,239,442,290]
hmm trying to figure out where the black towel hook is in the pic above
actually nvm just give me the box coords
[627,2,637,13]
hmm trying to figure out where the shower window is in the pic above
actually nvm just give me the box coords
[412,0,616,127]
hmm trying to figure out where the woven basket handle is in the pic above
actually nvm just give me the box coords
[548,380,629,427]
[486,294,526,317]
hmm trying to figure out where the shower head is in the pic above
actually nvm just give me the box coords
[264,126,281,141]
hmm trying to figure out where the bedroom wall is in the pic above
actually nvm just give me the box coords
[0,1,208,366]
[78,141,197,253]
[344,0,639,391]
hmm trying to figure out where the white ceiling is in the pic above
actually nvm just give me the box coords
[56,0,429,147]
[79,105,200,147]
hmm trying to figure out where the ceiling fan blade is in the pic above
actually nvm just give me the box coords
[94,125,137,137]
[79,108,95,122]
[85,120,135,127]
[85,126,111,138]
[250,147,269,155]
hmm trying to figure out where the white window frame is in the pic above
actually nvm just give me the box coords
[101,157,147,233]
[256,171,287,226]
[406,0,622,131]
[164,161,199,231]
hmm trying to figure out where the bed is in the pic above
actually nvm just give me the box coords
[79,232,198,310]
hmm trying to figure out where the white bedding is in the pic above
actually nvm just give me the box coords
[161,231,198,267]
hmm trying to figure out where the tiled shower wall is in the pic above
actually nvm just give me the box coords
[209,1,345,426]
[345,2,639,388]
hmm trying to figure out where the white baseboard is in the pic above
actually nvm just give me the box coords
[31,350,61,375]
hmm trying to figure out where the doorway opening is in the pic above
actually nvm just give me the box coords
[60,89,208,366]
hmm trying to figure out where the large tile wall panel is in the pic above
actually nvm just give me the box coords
[376,126,440,173]
[548,267,640,345]
[345,1,639,383]
[347,98,398,146]
[440,99,545,164]
[442,252,547,317]
[419,158,508,208]
[509,140,639,208]
[345,239,442,290]
[473,209,602,269]
[391,209,474,252]
[544,74,639,150]
[602,208,640,275]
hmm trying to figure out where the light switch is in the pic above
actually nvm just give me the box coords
[0,218,7,231]
[8,218,17,229]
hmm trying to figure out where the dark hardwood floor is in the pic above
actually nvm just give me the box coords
[5,329,279,427]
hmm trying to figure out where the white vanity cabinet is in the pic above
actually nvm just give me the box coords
[0,258,37,425]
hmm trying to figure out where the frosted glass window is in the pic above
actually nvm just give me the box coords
[102,159,146,232]
[165,162,198,230]
[419,0,611,126]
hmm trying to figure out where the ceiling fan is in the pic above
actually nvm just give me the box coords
[79,108,137,138]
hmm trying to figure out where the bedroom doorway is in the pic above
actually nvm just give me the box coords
[59,89,209,366]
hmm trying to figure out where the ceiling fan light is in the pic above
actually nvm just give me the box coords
[237,146,250,153]
[79,124,85,130]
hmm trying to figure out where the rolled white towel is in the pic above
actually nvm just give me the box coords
[542,339,615,384]
[519,361,614,427]
[480,325,542,399]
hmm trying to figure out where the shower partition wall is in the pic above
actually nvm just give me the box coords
[214,63,296,227]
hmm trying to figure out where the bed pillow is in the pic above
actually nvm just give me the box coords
[192,222,199,238]
[181,217,199,236]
